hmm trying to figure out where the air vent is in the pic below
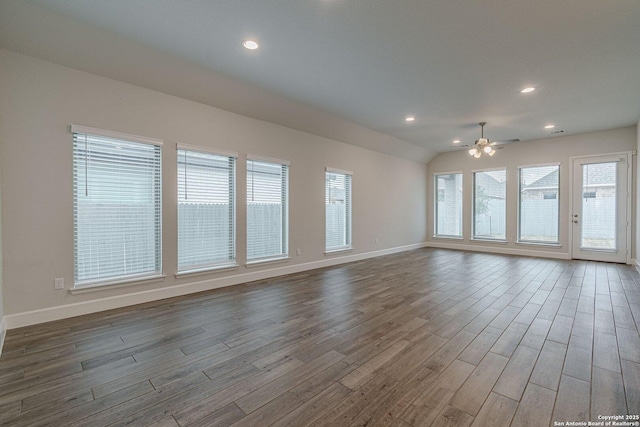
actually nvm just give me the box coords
[549,129,565,135]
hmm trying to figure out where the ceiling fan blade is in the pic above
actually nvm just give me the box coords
[491,138,520,146]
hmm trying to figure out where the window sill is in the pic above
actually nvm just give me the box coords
[175,264,239,278]
[325,246,353,255]
[516,241,561,248]
[579,247,616,253]
[70,274,166,294]
[433,235,463,240]
[245,256,290,268]
[470,238,508,244]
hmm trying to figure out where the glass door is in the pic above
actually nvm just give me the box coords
[571,155,629,263]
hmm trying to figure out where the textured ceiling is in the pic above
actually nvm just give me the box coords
[1,0,639,161]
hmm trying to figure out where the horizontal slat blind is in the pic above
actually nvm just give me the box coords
[247,159,289,260]
[435,173,463,237]
[326,170,352,250]
[73,130,162,286]
[177,148,236,271]
[473,169,506,240]
[518,165,560,244]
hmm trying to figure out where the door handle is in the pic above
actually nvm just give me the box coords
[573,220,578,223]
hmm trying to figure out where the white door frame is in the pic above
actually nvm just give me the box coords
[569,151,633,264]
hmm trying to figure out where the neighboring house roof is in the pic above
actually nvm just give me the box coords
[524,168,558,191]
[524,163,615,192]
[476,172,505,199]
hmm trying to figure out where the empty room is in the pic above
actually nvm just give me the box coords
[0,1,639,426]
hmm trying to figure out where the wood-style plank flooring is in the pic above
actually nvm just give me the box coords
[1,248,639,426]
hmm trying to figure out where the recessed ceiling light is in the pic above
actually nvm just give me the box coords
[405,116,415,122]
[453,139,461,144]
[520,87,536,93]
[243,40,259,50]
[544,124,555,129]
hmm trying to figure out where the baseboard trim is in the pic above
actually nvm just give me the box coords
[632,258,640,273]
[4,242,428,329]
[426,241,571,260]
[0,317,6,357]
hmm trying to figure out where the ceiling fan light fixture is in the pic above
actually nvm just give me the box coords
[468,122,504,159]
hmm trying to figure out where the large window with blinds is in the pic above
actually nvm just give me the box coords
[473,169,507,240]
[434,173,463,237]
[72,125,162,287]
[325,168,352,251]
[177,146,236,272]
[246,157,289,261]
[518,164,560,244]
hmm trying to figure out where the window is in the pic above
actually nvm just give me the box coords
[473,169,506,240]
[518,165,560,244]
[247,157,289,261]
[72,125,162,286]
[325,168,352,251]
[581,162,617,250]
[434,173,463,237]
[177,146,236,272]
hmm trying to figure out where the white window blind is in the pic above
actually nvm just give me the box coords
[473,169,507,240]
[435,173,463,237]
[247,158,289,261]
[519,165,560,244]
[177,147,236,272]
[72,126,162,286]
[325,169,352,251]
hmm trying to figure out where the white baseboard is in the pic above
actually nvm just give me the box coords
[4,242,428,330]
[0,317,6,357]
[426,240,571,260]
[632,258,640,273]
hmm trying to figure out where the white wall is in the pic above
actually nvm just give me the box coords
[637,118,640,270]
[0,49,428,327]
[0,143,4,353]
[427,126,637,259]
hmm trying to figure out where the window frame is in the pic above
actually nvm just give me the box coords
[246,155,290,264]
[433,171,463,239]
[325,167,353,253]
[517,163,561,245]
[176,143,238,275]
[472,168,507,242]
[71,124,163,289]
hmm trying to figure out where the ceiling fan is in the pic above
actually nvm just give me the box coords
[468,122,519,158]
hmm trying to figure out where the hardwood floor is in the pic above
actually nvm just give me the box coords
[0,248,639,426]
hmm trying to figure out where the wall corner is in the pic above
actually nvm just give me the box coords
[0,317,6,356]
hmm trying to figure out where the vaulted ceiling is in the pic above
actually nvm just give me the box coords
[2,0,639,163]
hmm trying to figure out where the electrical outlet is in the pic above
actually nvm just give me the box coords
[54,278,64,290]
[296,248,301,256]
